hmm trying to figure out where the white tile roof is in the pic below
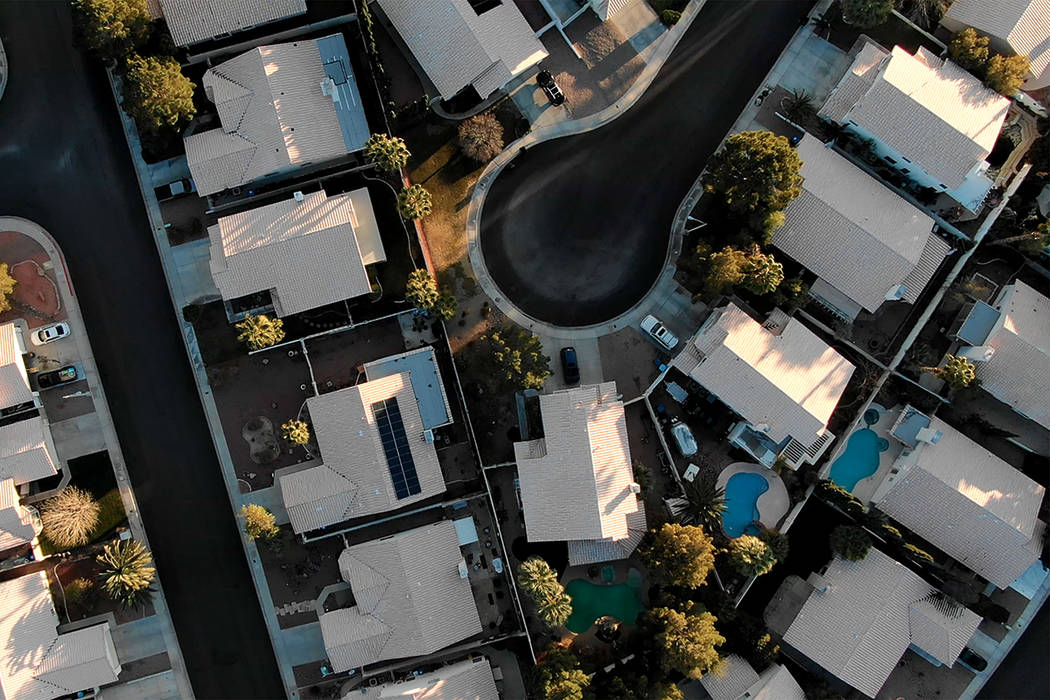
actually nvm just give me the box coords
[980,281,1050,430]
[514,383,643,545]
[0,572,121,700]
[320,521,482,672]
[0,416,59,485]
[280,372,446,534]
[943,0,1050,87]
[208,189,377,316]
[566,505,647,566]
[784,549,979,698]
[908,593,980,666]
[350,657,499,700]
[820,45,1010,188]
[773,136,949,313]
[0,323,32,410]
[877,417,1045,587]
[377,0,547,100]
[185,38,350,195]
[672,304,855,446]
[699,655,759,700]
[156,0,306,46]
[820,41,889,122]
[0,477,38,551]
[747,664,806,700]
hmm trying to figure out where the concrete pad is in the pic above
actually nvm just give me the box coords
[280,620,327,667]
[539,335,603,390]
[170,238,220,307]
[611,0,664,55]
[98,670,180,700]
[111,615,169,662]
[239,484,290,526]
[50,411,107,461]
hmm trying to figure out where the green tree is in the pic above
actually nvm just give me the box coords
[121,55,196,131]
[703,245,749,296]
[537,591,573,627]
[406,268,439,308]
[97,539,155,609]
[780,89,815,123]
[72,0,151,62]
[993,220,1050,256]
[660,9,681,26]
[772,276,809,310]
[364,133,410,172]
[281,419,310,446]
[0,262,15,314]
[948,28,991,74]
[535,646,590,700]
[841,0,894,28]
[41,486,100,549]
[703,132,803,226]
[518,557,561,599]
[478,326,551,390]
[64,577,98,609]
[397,184,432,220]
[739,247,784,295]
[984,53,1030,96]
[433,293,458,322]
[642,523,717,589]
[899,0,948,29]
[727,534,777,577]
[645,605,725,679]
[758,528,789,563]
[702,245,782,296]
[829,525,872,562]
[240,503,279,541]
[675,471,727,531]
[235,313,285,351]
[458,112,504,162]
[922,354,976,390]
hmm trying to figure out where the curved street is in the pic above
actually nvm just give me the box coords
[479,0,812,327]
[0,3,282,697]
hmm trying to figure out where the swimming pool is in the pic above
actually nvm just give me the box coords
[828,428,889,491]
[722,472,769,538]
[564,571,644,634]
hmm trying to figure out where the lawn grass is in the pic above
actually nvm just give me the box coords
[39,488,128,556]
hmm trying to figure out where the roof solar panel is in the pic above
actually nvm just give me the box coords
[372,398,421,500]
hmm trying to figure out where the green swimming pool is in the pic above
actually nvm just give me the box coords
[564,570,645,634]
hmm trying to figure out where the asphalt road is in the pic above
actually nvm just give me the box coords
[480,0,813,327]
[978,601,1049,700]
[0,4,283,698]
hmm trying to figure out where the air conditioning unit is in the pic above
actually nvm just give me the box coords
[916,427,943,444]
[293,190,304,202]
[458,560,469,579]
[957,345,995,362]
[423,429,434,443]
[885,284,908,301]
[807,572,831,593]
[629,482,641,494]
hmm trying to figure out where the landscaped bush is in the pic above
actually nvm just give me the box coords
[0,263,17,313]
[727,535,777,577]
[660,9,681,25]
[829,524,872,561]
[41,487,100,550]
[458,113,504,163]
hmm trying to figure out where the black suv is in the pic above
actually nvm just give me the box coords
[537,70,565,106]
[560,347,580,385]
[36,366,78,389]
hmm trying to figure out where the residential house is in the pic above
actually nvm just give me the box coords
[320,521,483,672]
[0,571,122,699]
[348,656,499,699]
[820,42,1010,213]
[0,477,40,552]
[145,0,308,47]
[207,188,385,317]
[672,304,856,468]
[869,412,1045,589]
[184,35,370,196]
[773,135,951,322]
[514,382,647,566]
[783,549,981,698]
[376,0,547,101]
[940,0,1050,90]
[950,280,1050,430]
[0,322,36,414]
[280,351,450,533]
[698,655,805,700]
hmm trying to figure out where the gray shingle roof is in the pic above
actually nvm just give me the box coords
[155,0,307,46]
[699,655,759,700]
[820,42,888,123]
[320,521,482,672]
[0,416,59,485]
[350,656,499,700]
[566,505,647,566]
[0,323,32,410]
[748,664,806,700]
[943,0,1050,87]
[0,477,37,551]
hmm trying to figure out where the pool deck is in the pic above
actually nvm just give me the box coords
[821,404,905,504]
[716,462,791,531]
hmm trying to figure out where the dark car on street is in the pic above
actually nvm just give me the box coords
[560,347,580,384]
[36,366,78,389]
[537,70,565,106]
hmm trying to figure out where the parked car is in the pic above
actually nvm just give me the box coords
[958,647,987,672]
[560,347,580,385]
[536,70,565,106]
[670,418,697,457]
[30,322,70,346]
[153,177,197,202]
[36,366,78,389]
[641,314,679,350]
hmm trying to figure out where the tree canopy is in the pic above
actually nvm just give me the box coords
[236,313,285,351]
[477,326,551,390]
[518,557,572,627]
[97,539,155,608]
[281,419,310,446]
[675,471,726,531]
[364,133,410,172]
[645,605,725,679]
[923,354,977,390]
[405,269,457,320]
[701,244,784,297]
[949,28,991,73]
[727,534,777,577]
[72,0,151,61]
[642,523,716,589]
[535,645,590,700]
[41,486,100,549]
[984,53,1029,96]
[0,263,16,314]
[829,525,872,562]
[241,503,279,541]
[397,184,432,220]
[840,0,894,28]
[949,28,1031,96]
[458,112,505,162]
[121,55,196,131]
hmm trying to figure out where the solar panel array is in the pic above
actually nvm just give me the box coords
[372,397,421,500]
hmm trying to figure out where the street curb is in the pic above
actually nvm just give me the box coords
[0,37,8,103]
[0,216,194,700]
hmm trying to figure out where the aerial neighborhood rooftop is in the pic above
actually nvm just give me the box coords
[1,0,1049,698]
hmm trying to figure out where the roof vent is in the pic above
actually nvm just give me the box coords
[423,429,435,443]
[629,482,641,494]
[293,191,304,202]
[885,284,908,301]
[458,560,469,579]
[916,427,943,444]
[808,572,831,593]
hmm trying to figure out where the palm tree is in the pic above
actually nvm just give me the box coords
[537,591,573,627]
[518,557,560,599]
[97,539,156,609]
[780,89,815,123]
[41,486,100,549]
[922,354,977,391]
[829,525,872,562]
[675,473,727,531]
[810,9,834,39]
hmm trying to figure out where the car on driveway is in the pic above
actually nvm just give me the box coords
[560,347,580,385]
[958,647,987,672]
[536,70,565,106]
[670,419,697,457]
[641,314,679,350]
[36,365,78,389]
[31,322,70,346]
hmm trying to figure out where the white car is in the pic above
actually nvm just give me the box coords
[641,314,679,350]
[670,419,698,457]
[31,322,70,346]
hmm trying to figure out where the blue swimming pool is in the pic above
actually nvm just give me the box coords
[722,472,769,538]
[828,429,889,491]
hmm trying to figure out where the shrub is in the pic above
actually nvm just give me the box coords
[364,133,410,172]
[241,503,279,541]
[727,535,777,577]
[235,313,284,351]
[397,184,432,220]
[758,529,789,562]
[41,487,100,550]
[97,539,155,609]
[829,525,872,561]
[0,262,17,313]
[642,523,716,588]
[984,53,1029,96]
[121,55,196,132]
[72,0,151,62]
[660,9,681,25]
[903,542,935,564]
[458,113,504,162]
[281,419,310,446]
[841,0,894,28]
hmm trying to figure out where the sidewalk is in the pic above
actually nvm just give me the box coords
[0,217,193,700]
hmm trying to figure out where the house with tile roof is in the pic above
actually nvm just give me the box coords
[951,280,1050,430]
[279,369,448,534]
[348,656,499,699]
[0,416,60,485]
[513,382,647,566]
[783,549,981,698]
[184,35,370,196]
[773,135,951,322]
[320,521,483,672]
[672,304,855,469]
[0,322,35,413]
[820,42,1010,213]
[698,656,805,700]
[868,413,1045,588]
[208,188,385,317]
[941,0,1050,90]
[0,477,40,551]
[0,571,122,699]
[376,0,548,101]
[146,0,308,47]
